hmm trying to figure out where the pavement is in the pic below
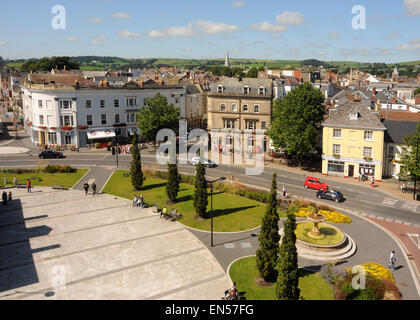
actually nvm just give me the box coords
[0,187,231,300]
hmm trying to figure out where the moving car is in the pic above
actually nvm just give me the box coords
[316,190,344,203]
[39,150,65,159]
[304,177,329,191]
[190,157,217,168]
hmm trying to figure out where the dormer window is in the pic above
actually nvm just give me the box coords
[217,85,224,93]
[243,86,250,94]
[349,112,359,120]
[259,87,265,95]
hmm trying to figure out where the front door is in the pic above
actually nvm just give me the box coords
[348,165,354,177]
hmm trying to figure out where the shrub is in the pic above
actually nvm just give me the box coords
[353,262,395,282]
[43,165,76,173]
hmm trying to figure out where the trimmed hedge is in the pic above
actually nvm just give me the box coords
[0,165,77,174]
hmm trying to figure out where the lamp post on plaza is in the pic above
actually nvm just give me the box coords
[206,176,226,247]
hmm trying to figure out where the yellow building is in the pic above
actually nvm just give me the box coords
[322,100,386,181]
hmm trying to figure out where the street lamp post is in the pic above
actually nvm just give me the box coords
[414,137,419,201]
[206,176,226,247]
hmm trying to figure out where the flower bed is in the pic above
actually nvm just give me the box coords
[354,262,395,283]
[295,207,352,224]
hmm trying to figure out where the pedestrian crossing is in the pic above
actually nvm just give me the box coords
[380,197,420,213]
[224,242,253,249]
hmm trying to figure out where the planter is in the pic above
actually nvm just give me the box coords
[78,126,89,130]
[60,126,74,131]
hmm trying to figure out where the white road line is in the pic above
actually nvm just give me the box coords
[224,244,235,249]
[382,198,399,207]
[241,242,252,248]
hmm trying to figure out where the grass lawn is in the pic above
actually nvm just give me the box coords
[229,256,334,300]
[0,169,89,189]
[295,223,344,245]
[102,170,282,232]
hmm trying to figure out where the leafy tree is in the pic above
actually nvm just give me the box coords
[220,66,233,77]
[276,212,300,300]
[268,82,326,161]
[136,93,180,147]
[414,88,420,97]
[130,130,145,190]
[399,123,420,184]
[193,162,208,218]
[256,174,280,283]
[166,162,181,202]
[246,67,258,78]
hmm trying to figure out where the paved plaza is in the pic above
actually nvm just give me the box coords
[0,187,231,300]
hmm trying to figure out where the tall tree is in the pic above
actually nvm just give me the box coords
[256,173,280,283]
[166,163,181,203]
[414,88,420,97]
[246,67,258,78]
[276,212,300,300]
[136,93,179,147]
[130,130,145,190]
[399,123,420,183]
[268,82,326,161]
[193,162,208,218]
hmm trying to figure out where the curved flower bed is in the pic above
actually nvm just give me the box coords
[356,262,395,283]
[295,207,352,224]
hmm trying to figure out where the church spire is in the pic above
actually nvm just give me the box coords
[224,49,231,68]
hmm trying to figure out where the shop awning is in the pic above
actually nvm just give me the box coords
[87,129,116,140]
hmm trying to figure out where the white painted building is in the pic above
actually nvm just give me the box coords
[22,84,187,147]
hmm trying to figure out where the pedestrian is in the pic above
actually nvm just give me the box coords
[160,206,167,219]
[133,195,138,207]
[370,176,375,188]
[283,184,287,198]
[389,251,396,271]
[8,191,12,201]
[139,194,144,208]
[92,182,97,196]
[13,176,17,188]
[2,191,7,206]
[83,182,89,196]
[358,170,361,182]
[26,179,31,193]
[3,177,6,186]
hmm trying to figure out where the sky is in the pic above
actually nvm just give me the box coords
[0,0,419,63]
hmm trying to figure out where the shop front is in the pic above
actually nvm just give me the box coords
[87,129,116,148]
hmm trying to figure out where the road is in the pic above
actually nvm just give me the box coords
[1,148,420,226]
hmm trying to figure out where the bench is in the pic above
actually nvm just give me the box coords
[52,185,69,190]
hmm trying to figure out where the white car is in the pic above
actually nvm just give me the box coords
[190,157,217,168]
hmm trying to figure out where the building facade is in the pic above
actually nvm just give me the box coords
[322,100,386,181]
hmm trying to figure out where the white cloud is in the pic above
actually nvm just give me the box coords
[275,11,305,26]
[271,33,282,39]
[404,0,420,16]
[112,12,131,19]
[231,1,244,7]
[185,47,192,52]
[118,30,142,39]
[386,32,400,40]
[88,17,102,23]
[92,36,107,45]
[327,32,341,40]
[396,38,420,51]
[66,36,78,42]
[250,22,288,32]
[0,41,7,46]
[148,20,240,38]
[251,11,304,34]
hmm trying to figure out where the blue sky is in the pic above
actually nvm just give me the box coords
[0,0,419,62]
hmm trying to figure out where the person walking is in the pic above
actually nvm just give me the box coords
[2,191,7,206]
[83,182,89,196]
[370,176,375,188]
[8,191,12,202]
[389,251,396,271]
[358,170,362,182]
[92,182,97,196]
[139,194,144,208]
[13,176,17,188]
[26,179,31,193]
[282,184,287,198]
[133,195,138,207]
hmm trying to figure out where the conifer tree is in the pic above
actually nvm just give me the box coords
[130,130,145,190]
[193,162,208,218]
[276,212,300,300]
[166,163,181,202]
[256,173,280,283]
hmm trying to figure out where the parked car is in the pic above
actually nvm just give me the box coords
[190,157,217,168]
[304,177,329,191]
[39,150,65,159]
[316,190,344,203]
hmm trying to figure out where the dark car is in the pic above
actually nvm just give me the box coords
[39,150,65,159]
[316,190,344,203]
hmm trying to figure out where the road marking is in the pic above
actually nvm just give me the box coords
[224,244,235,249]
[407,234,420,250]
[241,242,252,248]
[402,202,419,212]
[386,218,394,222]
[377,216,385,221]
[382,198,398,207]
